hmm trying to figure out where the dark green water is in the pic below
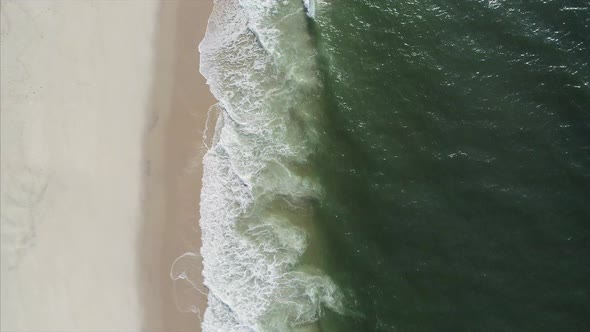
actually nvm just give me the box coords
[311,1,590,330]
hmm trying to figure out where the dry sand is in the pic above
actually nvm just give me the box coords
[0,0,214,331]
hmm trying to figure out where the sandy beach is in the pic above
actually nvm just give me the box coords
[0,1,214,331]
[140,1,214,331]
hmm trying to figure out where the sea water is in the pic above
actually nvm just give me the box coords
[194,0,590,330]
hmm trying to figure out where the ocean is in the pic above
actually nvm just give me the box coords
[195,0,590,330]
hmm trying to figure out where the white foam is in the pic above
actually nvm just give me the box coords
[176,0,345,330]
[303,0,316,18]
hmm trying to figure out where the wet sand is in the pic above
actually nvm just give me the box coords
[140,1,215,331]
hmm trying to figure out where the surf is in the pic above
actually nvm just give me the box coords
[172,0,344,330]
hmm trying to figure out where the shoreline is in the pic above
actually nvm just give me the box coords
[139,1,215,331]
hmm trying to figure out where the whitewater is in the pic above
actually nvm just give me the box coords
[172,0,344,330]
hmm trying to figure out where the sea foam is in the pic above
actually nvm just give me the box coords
[174,0,344,330]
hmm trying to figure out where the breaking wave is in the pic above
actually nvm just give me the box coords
[172,0,344,331]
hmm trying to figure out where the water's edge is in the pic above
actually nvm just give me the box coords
[188,1,344,330]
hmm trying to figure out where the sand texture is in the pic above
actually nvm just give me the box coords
[0,1,213,331]
[140,0,215,331]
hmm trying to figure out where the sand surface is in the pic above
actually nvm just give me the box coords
[140,1,215,331]
[0,1,213,331]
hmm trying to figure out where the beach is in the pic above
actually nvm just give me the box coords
[141,1,214,331]
[1,1,213,331]
[4,0,588,331]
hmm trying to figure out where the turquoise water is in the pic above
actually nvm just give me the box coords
[197,1,589,330]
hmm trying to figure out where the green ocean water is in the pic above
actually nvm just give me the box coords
[308,1,590,331]
[197,0,589,330]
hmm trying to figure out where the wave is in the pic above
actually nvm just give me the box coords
[303,0,316,18]
[172,0,344,330]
